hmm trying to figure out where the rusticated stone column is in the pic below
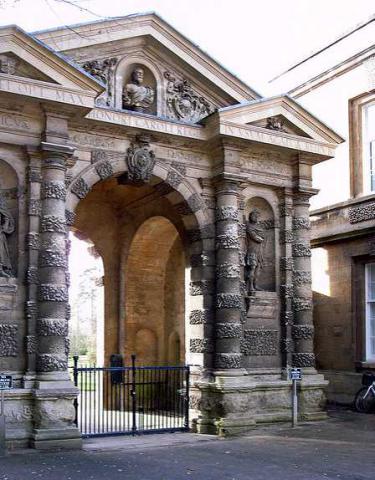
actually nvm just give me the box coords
[24,148,42,384]
[214,177,242,370]
[32,141,81,449]
[36,142,73,380]
[292,190,315,369]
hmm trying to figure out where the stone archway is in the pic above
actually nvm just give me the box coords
[65,157,213,370]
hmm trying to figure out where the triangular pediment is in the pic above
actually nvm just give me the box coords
[218,95,344,144]
[0,25,104,107]
[33,13,261,109]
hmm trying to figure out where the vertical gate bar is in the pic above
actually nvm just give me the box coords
[131,354,137,435]
[185,366,190,430]
[73,355,78,427]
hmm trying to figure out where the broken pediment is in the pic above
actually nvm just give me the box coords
[0,52,57,83]
[0,25,104,109]
[249,114,311,138]
[218,96,344,144]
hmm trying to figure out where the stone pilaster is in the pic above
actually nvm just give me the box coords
[292,190,315,370]
[214,178,242,371]
[279,190,294,372]
[32,141,81,449]
[24,148,42,384]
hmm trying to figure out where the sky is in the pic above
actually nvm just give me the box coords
[0,0,373,94]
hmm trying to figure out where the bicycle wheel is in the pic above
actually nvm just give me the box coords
[354,387,374,413]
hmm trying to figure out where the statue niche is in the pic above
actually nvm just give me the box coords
[0,160,17,278]
[122,65,156,114]
[245,197,276,294]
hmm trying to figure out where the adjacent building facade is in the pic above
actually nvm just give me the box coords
[0,13,343,448]
[271,16,375,403]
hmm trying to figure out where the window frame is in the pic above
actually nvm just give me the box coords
[365,262,375,362]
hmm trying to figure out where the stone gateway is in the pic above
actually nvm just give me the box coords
[0,13,343,449]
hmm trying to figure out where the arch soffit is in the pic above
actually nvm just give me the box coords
[242,189,279,220]
[66,158,209,232]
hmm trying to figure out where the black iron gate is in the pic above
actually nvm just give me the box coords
[72,355,190,437]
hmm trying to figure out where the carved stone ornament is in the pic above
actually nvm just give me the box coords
[0,193,15,277]
[0,54,17,75]
[216,293,242,309]
[190,338,214,353]
[41,215,66,233]
[71,178,90,200]
[292,352,315,368]
[38,318,68,337]
[41,181,66,200]
[265,116,284,132]
[26,232,40,250]
[216,323,242,338]
[37,353,67,372]
[348,202,375,224]
[26,335,37,354]
[0,324,18,356]
[241,329,278,356]
[81,57,118,107]
[215,353,241,369]
[123,67,155,113]
[189,309,213,324]
[164,71,213,122]
[38,284,68,302]
[95,161,113,181]
[125,134,155,184]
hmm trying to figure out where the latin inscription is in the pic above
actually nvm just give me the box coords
[87,108,204,140]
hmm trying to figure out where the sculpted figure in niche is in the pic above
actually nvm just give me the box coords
[0,195,15,277]
[245,209,265,293]
[122,67,155,113]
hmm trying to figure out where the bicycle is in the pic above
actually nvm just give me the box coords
[354,372,375,413]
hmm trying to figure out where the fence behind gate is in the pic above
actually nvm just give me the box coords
[72,355,190,437]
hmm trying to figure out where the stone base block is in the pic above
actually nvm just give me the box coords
[192,372,328,436]
[321,370,362,405]
[31,427,82,450]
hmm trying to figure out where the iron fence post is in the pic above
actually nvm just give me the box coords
[131,354,137,435]
[73,355,79,427]
[184,366,190,430]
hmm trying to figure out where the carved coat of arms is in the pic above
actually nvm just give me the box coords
[125,135,155,183]
[164,71,212,123]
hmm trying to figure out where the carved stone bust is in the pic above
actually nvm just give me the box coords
[122,67,155,113]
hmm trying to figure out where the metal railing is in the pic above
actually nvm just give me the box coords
[72,355,190,437]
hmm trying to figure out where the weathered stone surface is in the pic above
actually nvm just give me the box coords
[41,181,66,200]
[28,199,41,216]
[292,243,311,257]
[348,202,375,223]
[292,217,310,230]
[187,224,215,243]
[190,252,214,267]
[280,229,294,243]
[280,284,294,298]
[71,177,90,199]
[280,204,293,217]
[95,161,113,180]
[281,338,294,353]
[190,280,214,295]
[241,329,278,356]
[293,271,312,286]
[166,170,183,189]
[282,311,294,325]
[26,232,40,250]
[41,215,66,233]
[190,338,214,353]
[216,234,240,249]
[292,352,315,368]
[280,257,293,271]
[0,324,18,356]
[216,323,242,338]
[26,300,38,321]
[28,166,42,183]
[216,293,242,309]
[216,206,239,222]
[38,318,68,336]
[215,353,241,369]
[26,334,37,354]
[39,251,67,268]
[216,263,240,278]
[292,325,314,339]
[38,284,68,302]
[26,266,39,285]
[65,209,76,226]
[36,353,67,372]
[189,309,213,324]
[293,297,312,312]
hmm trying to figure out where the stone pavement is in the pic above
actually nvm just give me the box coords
[1,407,374,480]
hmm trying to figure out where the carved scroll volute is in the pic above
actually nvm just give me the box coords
[81,57,118,107]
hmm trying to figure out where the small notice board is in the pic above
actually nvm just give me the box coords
[0,375,12,391]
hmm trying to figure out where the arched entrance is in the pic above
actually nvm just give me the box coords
[66,163,210,436]
[123,216,185,366]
